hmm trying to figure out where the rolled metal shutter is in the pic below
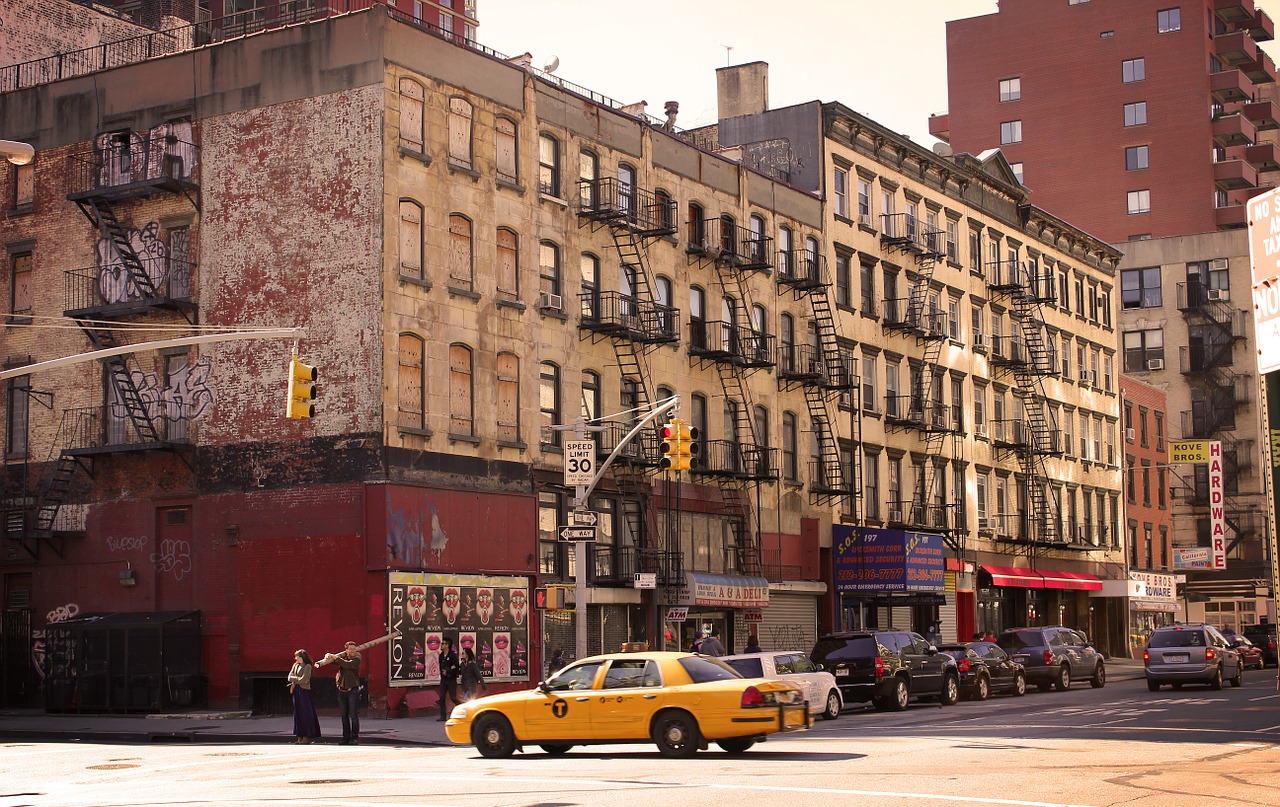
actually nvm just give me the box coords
[735,593,819,654]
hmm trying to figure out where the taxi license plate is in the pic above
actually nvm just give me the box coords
[835,668,849,677]
[783,708,807,729]
[1166,654,1189,663]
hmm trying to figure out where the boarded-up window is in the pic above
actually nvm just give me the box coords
[496,352,519,442]
[6,375,29,457]
[398,333,424,429]
[448,214,472,289]
[14,163,34,208]
[399,200,423,279]
[448,97,473,168]
[496,228,518,299]
[496,117,517,182]
[11,253,32,323]
[167,226,191,299]
[450,343,473,436]
[399,79,424,152]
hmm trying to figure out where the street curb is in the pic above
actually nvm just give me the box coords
[0,729,449,747]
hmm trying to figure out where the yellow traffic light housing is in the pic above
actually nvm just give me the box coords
[287,356,317,419]
[660,418,699,471]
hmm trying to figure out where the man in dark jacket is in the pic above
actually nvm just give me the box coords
[327,641,362,745]
[438,636,461,720]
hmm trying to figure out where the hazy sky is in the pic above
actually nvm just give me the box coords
[475,0,1280,147]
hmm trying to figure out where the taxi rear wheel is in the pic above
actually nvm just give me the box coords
[472,714,516,759]
[717,737,755,754]
[652,710,700,758]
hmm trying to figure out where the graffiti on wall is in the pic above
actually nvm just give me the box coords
[32,602,81,679]
[388,499,450,567]
[108,357,215,427]
[106,535,149,552]
[151,539,192,581]
[97,220,169,304]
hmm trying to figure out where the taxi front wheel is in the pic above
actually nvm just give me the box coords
[652,710,700,758]
[472,714,516,759]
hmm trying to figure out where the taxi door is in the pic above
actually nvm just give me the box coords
[592,659,665,741]
[524,660,603,741]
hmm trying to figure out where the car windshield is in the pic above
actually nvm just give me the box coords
[679,655,744,683]
[724,658,764,678]
[1149,630,1206,648]
[997,630,1043,650]
[812,636,877,663]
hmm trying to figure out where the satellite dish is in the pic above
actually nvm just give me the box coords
[543,55,560,74]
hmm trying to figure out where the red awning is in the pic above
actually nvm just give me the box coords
[1038,569,1103,591]
[982,565,1044,589]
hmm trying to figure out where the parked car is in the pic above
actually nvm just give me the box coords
[937,641,1026,700]
[1243,623,1277,668]
[1228,635,1265,670]
[995,626,1106,692]
[1145,623,1243,691]
[444,651,809,758]
[723,651,844,720]
[810,630,959,712]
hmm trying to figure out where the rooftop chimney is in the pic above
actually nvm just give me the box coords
[662,101,679,131]
[716,62,769,120]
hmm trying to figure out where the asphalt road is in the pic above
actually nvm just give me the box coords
[4,676,1278,807]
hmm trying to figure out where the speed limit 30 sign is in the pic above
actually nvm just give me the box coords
[564,440,595,486]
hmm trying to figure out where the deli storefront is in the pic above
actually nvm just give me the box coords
[663,572,770,654]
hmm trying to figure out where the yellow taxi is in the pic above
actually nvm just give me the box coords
[444,650,809,757]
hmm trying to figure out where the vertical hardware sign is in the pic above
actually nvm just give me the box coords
[1208,440,1226,570]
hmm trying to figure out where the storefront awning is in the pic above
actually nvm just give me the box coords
[982,565,1044,589]
[663,573,770,608]
[1038,570,1103,591]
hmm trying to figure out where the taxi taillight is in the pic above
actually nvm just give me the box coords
[741,686,764,708]
[1143,650,1149,663]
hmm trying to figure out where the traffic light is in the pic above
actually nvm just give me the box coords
[286,356,317,419]
[660,418,699,471]
[534,587,564,609]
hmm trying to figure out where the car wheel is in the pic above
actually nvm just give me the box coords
[974,674,990,702]
[1147,680,1160,692]
[1013,672,1026,696]
[717,737,755,754]
[821,690,841,720]
[940,674,959,706]
[1231,665,1243,688]
[1209,666,1223,691]
[472,714,516,759]
[875,677,909,711]
[1090,662,1106,689]
[652,710,700,758]
[1054,665,1071,692]
[540,744,572,755]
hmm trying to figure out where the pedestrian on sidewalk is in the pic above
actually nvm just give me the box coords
[437,636,461,721]
[325,641,362,745]
[460,647,486,701]
[288,649,321,744]
[700,627,726,657]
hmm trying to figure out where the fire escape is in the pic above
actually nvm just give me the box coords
[576,177,683,586]
[687,216,782,576]
[880,213,960,546]
[1175,277,1259,558]
[3,129,199,560]
[985,257,1063,555]
[775,237,859,515]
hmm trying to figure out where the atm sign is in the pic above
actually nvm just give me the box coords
[1168,440,1211,464]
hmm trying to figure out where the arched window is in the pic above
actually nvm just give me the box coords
[398,79,425,153]
[783,412,798,481]
[448,214,473,290]
[655,189,675,232]
[496,227,519,299]
[540,362,561,447]
[496,352,520,443]
[618,162,637,220]
[689,285,707,350]
[691,393,708,439]
[749,213,767,264]
[448,96,473,169]
[580,252,600,319]
[720,213,737,254]
[581,370,601,422]
[753,404,770,472]
[399,199,423,280]
[539,133,560,196]
[397,333,425,429]
[805,236,821,281]
[495,117,518,183]
[656,275,674,338]
[779,312,795,373]
[778,225,794,277]
[449,343,474,436]
[578,148,599,209]
[688,202,706,248]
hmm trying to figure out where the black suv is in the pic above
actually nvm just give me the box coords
[811,630,959,711]
[996,626,1105,691]
[1243,623,1277,668]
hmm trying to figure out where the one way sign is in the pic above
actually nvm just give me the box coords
[558,525,597,541]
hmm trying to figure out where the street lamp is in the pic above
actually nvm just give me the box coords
[0,140,35,166]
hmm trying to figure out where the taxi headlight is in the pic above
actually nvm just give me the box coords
[450,706,469,720]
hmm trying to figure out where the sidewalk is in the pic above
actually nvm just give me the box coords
[0,660,1146,746]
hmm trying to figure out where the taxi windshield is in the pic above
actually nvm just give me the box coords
[679,655,744,683]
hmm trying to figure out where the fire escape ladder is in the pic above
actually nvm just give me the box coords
[76,197,161,301]
[76,321,163,445]
[721,485,758,576]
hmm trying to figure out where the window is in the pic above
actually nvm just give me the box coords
[539,361,561,447]
[834,167,849,218]
[581,370,601,428]
[1123,328,1164,372]
[1157,7,1180,33]
[860,259,877,316]
[10,251,32,324]
[862,352,878,413]
[447,96,473,168]
[539,492,562,576]
[946,219,958,262]
[539,241,561,296]
[6,375,29,457]
[1126,145,1148,171]
[13,161,33,209]
[835,252,851,307]
[495,117,518,183]
[782,412,798,481]
[1000,120,1022,144]
[1124,102,1147,127]
[397,334,425,430]
[969,229,982,273]
[398,200,423,280]
[974,383,986,433]
[496,228,519,299]
[449,343,474,437]
[1155,412,1165,449]
[579,149,599,209]
[864,450,880,520]
[1127,189,1151,214]
[538,133,560,196]
[398,79,425,152]
[690,286,707,350]
[857,179,871,224]
[1122,58,1146,84]
[618,163,637,221]
[1010,162,1024,184]
[495,352,520,443]
[448,214,473,289]
[689,202,708,250]
[999,77,1021,102]
[1121,267,1161,309]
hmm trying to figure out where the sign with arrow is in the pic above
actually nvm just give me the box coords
[558,525,597,542]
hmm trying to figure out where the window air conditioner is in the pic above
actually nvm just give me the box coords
[978,517,992,531]
[859,213,873,228]
[1126,427,1136,441]
[1206,289,1227,302]
[975,423,988,438]
[1146,358,1165,371]
[973,333,988,350]
[888,507,904,523]
[539,292,563,312]
[1211,258,1229,271]
[1078,369,1089,383]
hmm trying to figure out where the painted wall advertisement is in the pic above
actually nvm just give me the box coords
[832,526,945,593]
[387,572,531,688]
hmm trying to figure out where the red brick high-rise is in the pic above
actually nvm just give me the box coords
[930,0,1278,243]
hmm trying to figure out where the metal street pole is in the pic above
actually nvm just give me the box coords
[1263,372,1280,690]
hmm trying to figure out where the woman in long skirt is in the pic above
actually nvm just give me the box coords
[288,649,322,743]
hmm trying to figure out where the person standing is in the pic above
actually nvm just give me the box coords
[547,648,566,678]
[437,636,461,721]
[460,647,486,701]
[743,634,762,653]
[325,641,362,745]
[288,650,321,744]
[700,627,726,657]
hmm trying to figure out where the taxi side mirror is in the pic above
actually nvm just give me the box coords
[537,681,550,693]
